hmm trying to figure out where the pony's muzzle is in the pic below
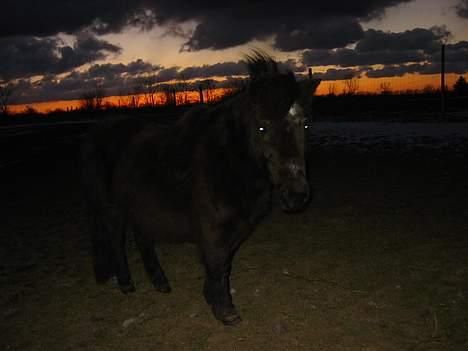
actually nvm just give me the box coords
[279,180,310,213]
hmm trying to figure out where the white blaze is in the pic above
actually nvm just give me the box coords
[288,102,300,117]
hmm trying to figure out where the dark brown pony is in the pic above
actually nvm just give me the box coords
[81,52,320,325]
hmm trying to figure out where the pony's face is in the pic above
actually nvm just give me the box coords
[253,79,320,212]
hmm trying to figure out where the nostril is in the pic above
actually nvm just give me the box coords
[296,192,307,205]
[279,182,311,211]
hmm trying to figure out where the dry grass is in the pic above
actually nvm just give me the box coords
[1,145,467,351]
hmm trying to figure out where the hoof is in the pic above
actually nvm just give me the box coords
[221,313,242,326]
[119,281,136,294]
[153,280,172,293]
[212,305,242,326]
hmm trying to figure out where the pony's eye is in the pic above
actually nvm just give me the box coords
[258,127,267,133]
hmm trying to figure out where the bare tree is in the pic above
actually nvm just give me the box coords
[422,84,436,94]
[177,74,190,105]
[80,91,96,111]
[327,83,337,96]
[0,83,15,116]
[161,84,176,106]
[201,79,216,103]
[379,82,392,95]
[129,85,142,109]
[24,106,38,115]
[80,84,106,111]
[174,83,188,106]
[342,76,360,95]
[94,85,105,110]
[117,86,126,108]
[141,77,158,108]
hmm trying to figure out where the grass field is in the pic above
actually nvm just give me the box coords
[1,122,467,350]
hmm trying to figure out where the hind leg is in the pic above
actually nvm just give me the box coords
[134,227,171,293]
[103,207,135,294]
[89,209,114,284]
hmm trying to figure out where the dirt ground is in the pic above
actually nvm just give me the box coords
[1,126,467,351]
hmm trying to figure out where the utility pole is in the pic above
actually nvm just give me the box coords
[441,43,446,117]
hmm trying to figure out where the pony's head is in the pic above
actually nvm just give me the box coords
[246,51,320,212]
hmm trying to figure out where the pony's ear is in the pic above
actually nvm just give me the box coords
[299,78,321,98]
[297,78,321,117]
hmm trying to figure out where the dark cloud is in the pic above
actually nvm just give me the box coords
[178,62,246,79]
[301,27,468,80]
[87,59,162,79]
[312,58,467,81]
[181,17,271,51]
[0,33,121,80]
[9,57,307,104]
[429,41,468,64]
[365,60,467,78]
[366,41,468,78]
[303,47,426,67]
[1,0,417,85]
[349,41,468,79]
[174,59,305,79]
[365,64,433,78]
[302,27,450,68]
[178,1,408,51]
[313,68,364,81]
[274,17,364,51]
[153,67,180,82]
[456,0,468,18]
[2,0,411,52]
[370,41,468,77]
[0,1,147,38]
[277,59,307,73]
[355,27,450,53]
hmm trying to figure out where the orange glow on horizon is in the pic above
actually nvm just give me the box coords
[314,73,461,96]
[9,73,463,115]
[9,88,231,114]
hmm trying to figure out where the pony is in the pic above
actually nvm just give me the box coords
[80,51,320,325]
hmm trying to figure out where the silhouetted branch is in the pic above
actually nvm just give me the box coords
[0,82,15,116]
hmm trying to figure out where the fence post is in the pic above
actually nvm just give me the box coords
[172,88,177,106]
[199,85,204,104]
[441,44,446,117]
[308,67,312,80]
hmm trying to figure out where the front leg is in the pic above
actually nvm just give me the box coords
[201,244,241,325]
[198,214,252,325]
[193,163,253,325]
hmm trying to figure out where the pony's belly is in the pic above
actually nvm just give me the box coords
[136,206,195,243]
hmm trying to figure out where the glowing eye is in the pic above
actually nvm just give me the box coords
[304,125,309,129]
[259,127,266,133]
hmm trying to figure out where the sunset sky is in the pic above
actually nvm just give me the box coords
[1,0,467,112]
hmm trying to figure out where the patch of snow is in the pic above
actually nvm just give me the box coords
[309,122,468,152]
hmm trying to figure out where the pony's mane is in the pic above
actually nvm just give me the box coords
[244,50,279,79]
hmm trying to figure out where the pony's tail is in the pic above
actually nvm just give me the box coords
[80,137,115,284]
